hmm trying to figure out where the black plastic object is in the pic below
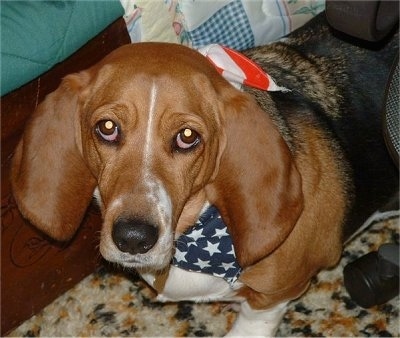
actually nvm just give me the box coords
[344,243,399,308]
[383,57,399,168]
[326,1,399,42]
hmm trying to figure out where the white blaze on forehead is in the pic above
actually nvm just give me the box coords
[142,82,173,229]
[144,82,158,167]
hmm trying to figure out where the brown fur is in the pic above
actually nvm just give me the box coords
[238,121,346,309]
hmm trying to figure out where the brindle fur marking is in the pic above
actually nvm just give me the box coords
[243,14,399,239]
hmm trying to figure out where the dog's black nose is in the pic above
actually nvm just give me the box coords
[112,218,159,255]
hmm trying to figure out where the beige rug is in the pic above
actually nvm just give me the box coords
[8,217,399,337]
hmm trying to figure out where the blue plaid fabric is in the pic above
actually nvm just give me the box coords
[172,205,242,286]
[188,0,255,51]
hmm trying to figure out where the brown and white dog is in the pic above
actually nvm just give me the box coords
[11,14,398,336]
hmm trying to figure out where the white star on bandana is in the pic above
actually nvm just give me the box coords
[187,228,205,241]
[174,247,187,263]
[172,205,242,285]
[194,258,211,269]
[214,227,228,239]
[205,241,221,256]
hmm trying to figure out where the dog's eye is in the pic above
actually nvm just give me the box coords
[175,128,200,150]
[96,120,119,142]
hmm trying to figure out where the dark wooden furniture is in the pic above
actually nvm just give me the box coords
[1,17,130,335]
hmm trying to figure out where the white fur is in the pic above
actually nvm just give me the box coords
[93,187,103,209]
[145,178,172,232]
[143,82,157,167]
[225,300,288,337]
[142,266,243,303]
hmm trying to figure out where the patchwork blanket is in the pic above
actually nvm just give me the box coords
[122,0,324,48]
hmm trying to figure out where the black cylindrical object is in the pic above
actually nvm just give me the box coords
[344,249,399,308]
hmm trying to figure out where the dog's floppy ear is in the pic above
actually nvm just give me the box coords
[11,74,97,241]
[207,91,304,267]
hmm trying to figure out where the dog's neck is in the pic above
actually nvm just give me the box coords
[172,205,242,286]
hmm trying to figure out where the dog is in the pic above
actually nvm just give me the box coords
[11,13,398,336]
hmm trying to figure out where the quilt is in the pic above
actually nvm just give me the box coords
[121,0,325,49]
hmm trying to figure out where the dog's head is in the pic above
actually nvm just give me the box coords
[12,43,303,271]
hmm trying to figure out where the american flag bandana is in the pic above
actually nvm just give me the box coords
[198,44,290,92]
[172,205,242,286]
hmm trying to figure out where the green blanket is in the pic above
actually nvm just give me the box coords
[1,0,124,95]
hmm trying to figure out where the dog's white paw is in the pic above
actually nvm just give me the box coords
[225,301,288,337]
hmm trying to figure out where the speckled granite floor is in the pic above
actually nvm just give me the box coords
[8,216,399,337]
